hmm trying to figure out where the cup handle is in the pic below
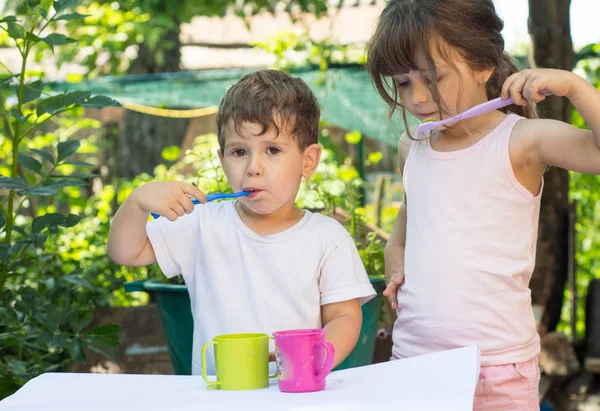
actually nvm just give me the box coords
[268,336,278,379]
[201,341,219,386]
[314,341,335,383]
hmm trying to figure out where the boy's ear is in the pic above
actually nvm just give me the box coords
[217,149,224,165]
[301,144,322,178]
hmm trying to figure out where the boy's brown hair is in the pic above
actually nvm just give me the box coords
[216,70,320,151]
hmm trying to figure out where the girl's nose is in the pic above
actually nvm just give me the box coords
[410,81,431,105]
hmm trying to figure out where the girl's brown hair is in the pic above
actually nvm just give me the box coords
[366,0,536,133]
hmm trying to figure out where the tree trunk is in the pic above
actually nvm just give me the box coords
[528,0,574,332]
[116,6,189,178]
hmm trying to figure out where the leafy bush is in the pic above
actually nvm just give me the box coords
[0,1,123,398]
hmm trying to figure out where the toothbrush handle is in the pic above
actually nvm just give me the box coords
[448,89,549,123]
[150,197,202,219]
[151,191,250,219]
[451,96,514,122]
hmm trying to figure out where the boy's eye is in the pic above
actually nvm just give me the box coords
[231,149,246,157]
[266,147,281,155]
[395,80,409,88]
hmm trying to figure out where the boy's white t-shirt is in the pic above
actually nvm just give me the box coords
[146,200,376,375]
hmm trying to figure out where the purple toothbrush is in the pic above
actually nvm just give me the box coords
[416,90,549,134]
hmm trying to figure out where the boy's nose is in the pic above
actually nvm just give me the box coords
[246,155,263,176]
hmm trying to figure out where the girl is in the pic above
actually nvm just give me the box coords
[366,0,600,409]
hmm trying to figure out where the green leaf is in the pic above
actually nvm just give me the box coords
[0,74,17,86]
[36,91,90,116]
[37,92,120,116]
[64,275,94,290]
[0,16,17,23]
[53,0,78,13]
[7,360,27,377]
[58,173,97,179]
[25,32,42,44]
[68,339,86,363]
[57,140,80,162]
[22,80,43,104]
[63,214,82,227]
[85,324,120,348]
[0,176,26,189]
[8,241,29,257]
[42,178,88,189]
[62,160,93,167]
[6,22,25,39]
[41,33,76,53]
[47,306,71,330]
[70,308,93,333]
[0,208,5,229]
[30,148,55,165]
[79,95,121,109]
[161,146,181,161]
[87,344,119,364]
[55,12,89,21]
[10,108,31,124]
[20,187,58,196]
[18,152,43,175]
[0,243,9,263]
[12,226,27,237]
[32,213,66,233]
[28,232,47,248]
[49,334,67,350]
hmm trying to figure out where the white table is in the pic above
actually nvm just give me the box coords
[0,345,480,411]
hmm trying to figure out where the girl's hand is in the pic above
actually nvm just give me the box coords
[501,68,575,106]
[383,272,404,310]
[132,181,206,221]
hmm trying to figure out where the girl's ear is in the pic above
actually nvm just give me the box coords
[479,67,495,85]
[301,144,322,178]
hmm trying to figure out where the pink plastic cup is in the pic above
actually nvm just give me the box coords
[273,329,335,393]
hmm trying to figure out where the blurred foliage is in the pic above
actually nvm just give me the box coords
[253,30,366,73]
[559,45,600,340]
[0,0,341,78]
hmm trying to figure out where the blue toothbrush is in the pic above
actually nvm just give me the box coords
[151,190,251,219]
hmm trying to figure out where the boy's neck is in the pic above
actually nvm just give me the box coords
[235,201,305,236]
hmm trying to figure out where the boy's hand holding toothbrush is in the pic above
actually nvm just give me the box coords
[132,181,207,222]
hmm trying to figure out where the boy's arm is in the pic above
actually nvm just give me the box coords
[107,194,157,266]
[107,181,205,266]
[321,298,362,368]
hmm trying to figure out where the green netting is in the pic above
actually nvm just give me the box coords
[47,65,416,146]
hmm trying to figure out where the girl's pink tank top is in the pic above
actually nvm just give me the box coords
[393,114,541,366]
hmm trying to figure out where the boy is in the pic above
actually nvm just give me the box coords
[107,70,376,375]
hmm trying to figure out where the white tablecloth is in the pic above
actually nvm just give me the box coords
[0,345,480,411]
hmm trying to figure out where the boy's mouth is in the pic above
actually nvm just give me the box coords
[243,188,262,199]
